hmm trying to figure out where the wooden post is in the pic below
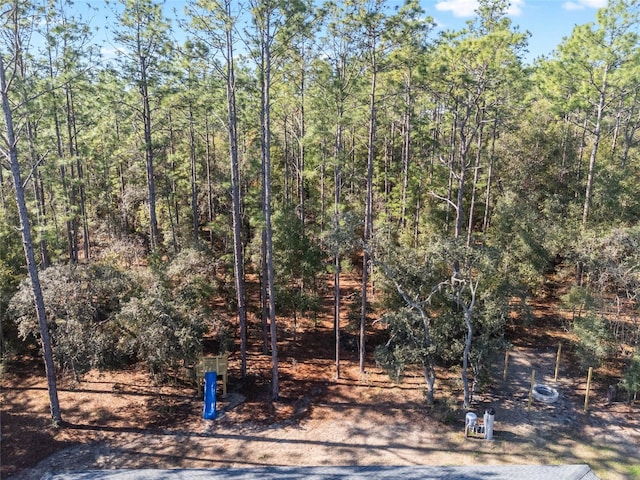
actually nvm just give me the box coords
[554,342,562,381]
[528,370,535,411]
[584,366,593,412]
[503,350,509,381]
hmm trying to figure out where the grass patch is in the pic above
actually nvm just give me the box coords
[626,464,640,479]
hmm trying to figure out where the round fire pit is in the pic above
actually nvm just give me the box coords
[532,383,559,403]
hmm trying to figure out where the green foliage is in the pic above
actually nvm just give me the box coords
[163,246,219,311]
[0,216,26,356]
[8,263,139,375]
[274,285,322,330]
[6,251,217,380]
[590,163,640,227]
[346,290,363,333]
[375,308,432,383]
[272,207,325,287]
[621,349,640,399]
[571,227,640,298]
[429,310,465,365]
[566,226,640,317]
[114,296,205,379]
[560,286,597,320]
[374,238,513,396]
[486,191,552,289]
[558,227,640,372]
[573,313,616,371]
[323,210,361,262]
[2,0,640,400]
[124,247,220,375]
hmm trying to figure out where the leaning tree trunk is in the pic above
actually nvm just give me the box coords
[0,51,62,425]
[456,273,478,410]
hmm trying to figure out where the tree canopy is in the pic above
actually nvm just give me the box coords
[1,0,640,411]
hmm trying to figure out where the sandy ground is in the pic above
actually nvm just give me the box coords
[3,347,639,480]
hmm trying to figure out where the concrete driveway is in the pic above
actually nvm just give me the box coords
[44,464,599,480]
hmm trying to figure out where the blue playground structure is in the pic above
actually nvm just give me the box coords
[203,371,217,419]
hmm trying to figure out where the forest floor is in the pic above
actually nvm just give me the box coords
[1,273,639,480]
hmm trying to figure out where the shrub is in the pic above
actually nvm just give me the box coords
[164,246,219,311]
[0,214,28,357]
[114,296,206,380]
[7,251,218,382]
[620,349,640,402]
[7,263,138,377]
[573,313,616,371]
[374,308,434,383]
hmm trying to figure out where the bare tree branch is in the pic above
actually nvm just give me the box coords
[21,151,49,189]
[429,190,458,210]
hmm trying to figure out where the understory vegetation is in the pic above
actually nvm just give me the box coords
[1,0,639,419]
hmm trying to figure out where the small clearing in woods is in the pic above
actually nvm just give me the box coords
[1,274,639,480]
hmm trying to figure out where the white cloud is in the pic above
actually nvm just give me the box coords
[563,1,584,10]
[507,0,524,17]
[435,0,479,18]
[508,0,525,16]
[562,0,607,10]
[435,0,525,18]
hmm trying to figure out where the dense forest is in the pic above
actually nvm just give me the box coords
[1,0,640,425]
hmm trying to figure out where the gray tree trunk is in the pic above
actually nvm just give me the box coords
[334,125,343,380]
[0,51,62,425]
[224,0,248,378]
[140,69,159,250]
[582,65,609,227]
[259,17,279,402]
[360,37,377,373]
[455,271,477,410]
[189,106,199,242]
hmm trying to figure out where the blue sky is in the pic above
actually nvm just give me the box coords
[425,0,606,61]
[85,0,606,65]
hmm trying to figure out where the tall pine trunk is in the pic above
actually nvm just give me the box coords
[139,67,159,250]
[334,122,343,380]
[258,12,279,401]
[224,0,248,378]
[66,85,90,261]
[334,158,341,380]
[205,112,216,246]
[189,106,199,242]
[0,51,62,425]
[466,118,484,246]
[482,117,498,234]
[582,65,609,227]
[360,37,377,373]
